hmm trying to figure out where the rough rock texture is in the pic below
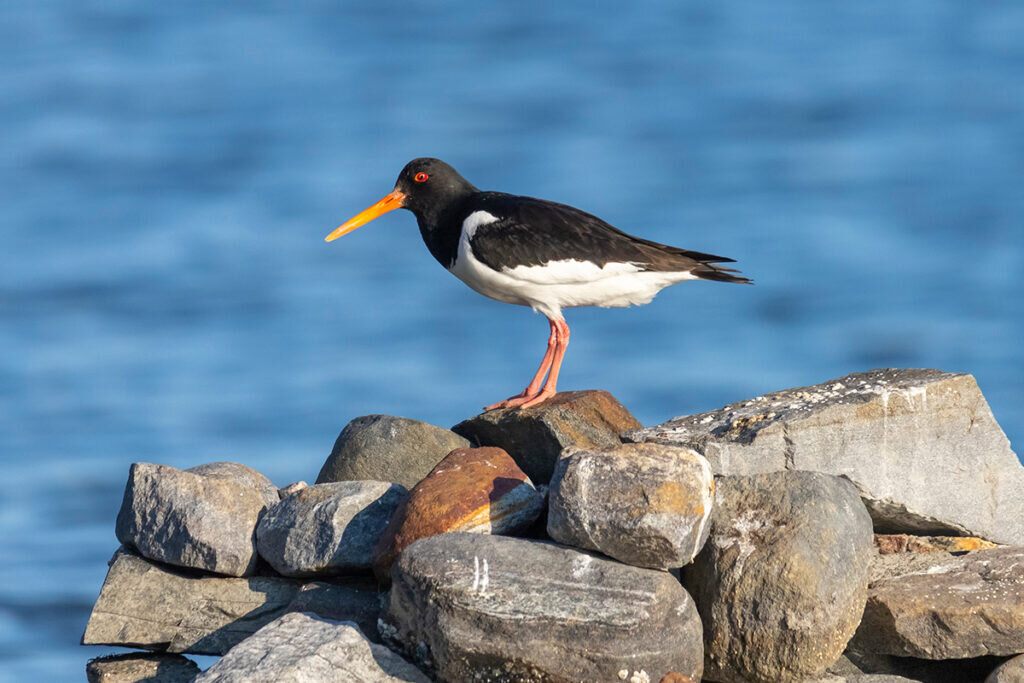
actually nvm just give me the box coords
[547,442,714,569]
[385,532,703,682]
[987,654,1024,683]
[256,481,405,576]
[851,547,1024,659]
[277,481,308,499]
[832,645,1010,683]
[115,462,272,576]
[373,447,545,581]
[86,652,200,683]
[452,390,642,484]
[808,676,919,682]
[317,415,469,489]
[82,551,383,655]
[875,533,1000,555]
[284,579,383,641]
[194,612,430,683]
[186,461,279,508]
[628,369,1024,544]
[683,471,874,683]
[659,674,698,683]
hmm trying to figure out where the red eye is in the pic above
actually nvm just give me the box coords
[414,172,429,183]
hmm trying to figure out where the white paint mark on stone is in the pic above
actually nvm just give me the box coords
[479,558,489,594]
[571,554,593,578]
[472,555,480,591]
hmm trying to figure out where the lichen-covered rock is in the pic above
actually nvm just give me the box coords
[373,447,544,581]
[385,532,703,682]
[115,462,272,576]
[86,652,200,683]
[317,415,469,489]
[547,442,714,569]
[193,613,430,683]
[683,471,874,683]
[256,481,405,576]
[453,390,641,484]
[851,547,1024,659]
[629,369,1024,544]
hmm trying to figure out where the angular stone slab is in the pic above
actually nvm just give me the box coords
[874,533,1001,555]
[116,462,272,576]
[683,471,874,683]
[194,612,429,683]
[86,652,200,683]
[547,442,714,569]
[453,390,642,484]
[255,481,405,576]
[851,547,1024,659]
[628,369,1024,544]
[385,532,703,682]
[317,414,469,489]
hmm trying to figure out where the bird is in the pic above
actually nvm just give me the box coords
[326,158,750,411]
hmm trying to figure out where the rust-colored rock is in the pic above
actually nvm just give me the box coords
[874,534,1000,555]
[453,390,642,484]
[373,447,545,581]
[659,673,697,683]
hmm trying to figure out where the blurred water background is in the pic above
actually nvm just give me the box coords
[2,1,1023,679]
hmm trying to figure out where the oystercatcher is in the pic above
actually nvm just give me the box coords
[326,158,750,410]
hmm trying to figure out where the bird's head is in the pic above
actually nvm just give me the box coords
[325,158,477,241]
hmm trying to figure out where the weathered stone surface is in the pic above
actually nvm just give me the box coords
[628,369,1024,544]
[875,533,1000,555]
[453,390,642,484]
[317,414,469,489]
[277,480,308,499]
[373,447,545,581]
[834,645,1010,683]
[548,442,714,569]
[659,674,698,683]
[851,547,1024,659]
[194,612,430,683]
[256,481,405,576]
[987,654,1024,683]
[186,461,278,508]
[115,462,271,576]
[385,532,703,682]
[86,652,200,683]
[285,579,384,642]
[682,471,874,683]
[808,675,919,682]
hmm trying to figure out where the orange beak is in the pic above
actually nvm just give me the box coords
[325,189,406,242]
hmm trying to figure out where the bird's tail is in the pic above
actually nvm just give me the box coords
[680,249,753,285]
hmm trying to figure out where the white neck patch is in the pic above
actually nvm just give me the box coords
[461,210,499,239]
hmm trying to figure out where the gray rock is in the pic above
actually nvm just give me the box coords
[82,551,384,655]
[683,471,874,683]
[547,442,715,569]
[194,612,430,683]
[831,645,1009,683]
[851,547,1024,659]
[807,676,920,682]
[317,415,469,489]
[628,369,1024,544]
[186,461,279,508]
[277,480,308,499]
[256,481,405,576]
[115,462,272,576]
[385,532,703,682]
[987,654,1024,683]
[86,652,200,683]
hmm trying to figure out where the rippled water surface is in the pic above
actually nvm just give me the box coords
[2,2,1023,679]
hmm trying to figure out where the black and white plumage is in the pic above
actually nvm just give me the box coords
[326,157,750,410]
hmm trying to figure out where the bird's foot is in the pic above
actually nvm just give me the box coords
[484,388,556,411]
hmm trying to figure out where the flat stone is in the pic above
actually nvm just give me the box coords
[987,654,1024,683]
[547,442,714,569]
[452,389,642,484]
[277,481,308,499]
[851,547,1024,659]
[808,676,920,682]
[115,462,272,577]
[628,369,1024,544]
[385,532,703,682]
[373,446,544,582]
[834,645,1010,683]
[317,414,469,489]
[875,533,1000,555]
[683,471,874,683]
[256,481,405,576]
[186,461,278,508]
[194,612,429,683]
[86,652,200,683]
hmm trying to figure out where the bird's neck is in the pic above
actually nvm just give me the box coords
[414,192,475,269]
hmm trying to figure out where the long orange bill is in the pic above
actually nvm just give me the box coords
[325,189,406,242]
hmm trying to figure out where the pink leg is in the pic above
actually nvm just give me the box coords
[484,318,561,411]
[518,319,569,409]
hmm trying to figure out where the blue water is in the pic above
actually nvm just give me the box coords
[2,2,1023,679]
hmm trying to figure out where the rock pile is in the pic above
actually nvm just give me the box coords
[81,370,1024,682]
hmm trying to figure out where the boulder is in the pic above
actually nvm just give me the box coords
[115,462,272,577]
[874,533,1000,555]
[628,369,1024,544]
[373,447,545,580]
[255,481,405,576]
[987,654,1024,683]
[317,414,469,489]
[86,652,200,683]
[284,579,383,641]
[547,442,714,569]
[452,390,641,484]
[277,481,308,499]
[193,612,429,683]
[385,532,703,682]
[186,461,278,508]
[851,547,1024,659]
[683,471,874,683]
